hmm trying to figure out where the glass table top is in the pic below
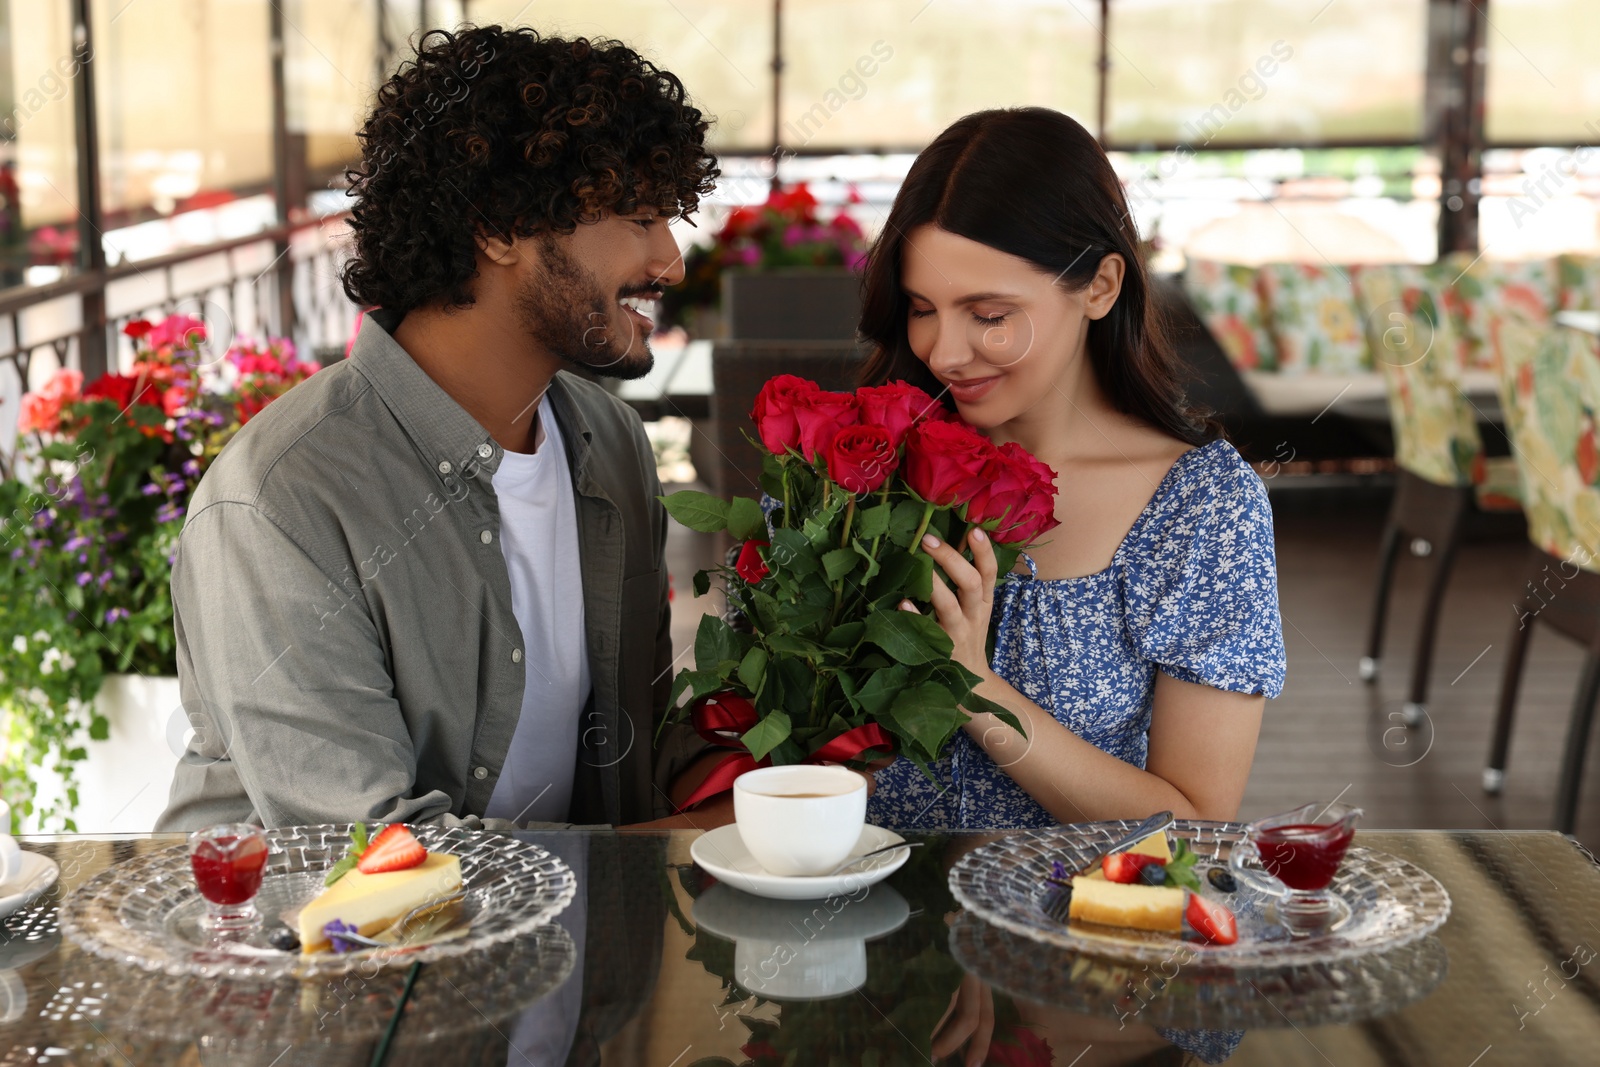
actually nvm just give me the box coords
[0,828,1596,1066]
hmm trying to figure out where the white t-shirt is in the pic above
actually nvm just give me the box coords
[484,400,591,824]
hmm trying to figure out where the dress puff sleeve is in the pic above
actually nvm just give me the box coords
[1120,442,1286,698]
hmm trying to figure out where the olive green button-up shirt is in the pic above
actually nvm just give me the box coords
[155,312,706,831]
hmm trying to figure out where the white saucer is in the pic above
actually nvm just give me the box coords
[0,853,58,920]
[690,824,911,901]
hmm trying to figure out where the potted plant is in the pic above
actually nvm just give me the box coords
[0,316,318,831]
[660,182,870,341]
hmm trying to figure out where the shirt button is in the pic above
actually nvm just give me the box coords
[437,460,452,474]
[477,443,493,459]
[512,648,523,663]
[480,530,492,544]
[473,766,488,780]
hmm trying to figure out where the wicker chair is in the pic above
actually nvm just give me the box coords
[708,340,867,500]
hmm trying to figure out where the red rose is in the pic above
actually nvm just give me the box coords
[827,424,899,494]
[856,381,945,448]
[987,443,1060,545]
[735,539,770,583]
[122,319,153,340]
[82,373,137,409]
[903,419,996,506]
[791,389,860,462]
[971,442,1055,525]
[997,492,1060,546]
[749,374,820,455]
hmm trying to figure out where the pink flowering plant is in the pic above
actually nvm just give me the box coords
[0,314,318,829]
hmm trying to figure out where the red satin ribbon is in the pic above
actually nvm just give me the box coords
[676,696,897,811]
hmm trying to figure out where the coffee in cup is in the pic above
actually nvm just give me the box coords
[733,765,868,877]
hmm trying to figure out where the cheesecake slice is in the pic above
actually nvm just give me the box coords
[1068,875,1184,932]
[297,852,462,953]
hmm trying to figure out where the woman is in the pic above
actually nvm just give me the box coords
[859,107,1285,830]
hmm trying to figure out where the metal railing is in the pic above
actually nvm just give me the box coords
[0,216,358,459]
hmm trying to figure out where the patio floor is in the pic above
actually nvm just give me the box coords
[663,477,1600,852]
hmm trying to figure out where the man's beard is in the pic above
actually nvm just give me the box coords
[515,235,655,381]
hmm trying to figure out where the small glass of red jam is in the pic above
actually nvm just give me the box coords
[188,824,268,933]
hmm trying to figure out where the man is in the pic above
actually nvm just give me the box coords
[157,25,733,831]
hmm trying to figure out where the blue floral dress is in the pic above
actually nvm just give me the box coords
[866,438,1286,830]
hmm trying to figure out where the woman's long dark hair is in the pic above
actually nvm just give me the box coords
[858,107,1213,447]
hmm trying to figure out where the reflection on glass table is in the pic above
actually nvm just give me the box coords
[0,829,1596,1065]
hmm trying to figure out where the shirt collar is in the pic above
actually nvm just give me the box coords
[348,309,593,484]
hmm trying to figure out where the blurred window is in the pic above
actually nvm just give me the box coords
[1484,0,1600,145]
[1106,0,1427,147]
[468,0,774,152]
[780,0,1097,151]
[90,0,276,257]
[0,0,82,286]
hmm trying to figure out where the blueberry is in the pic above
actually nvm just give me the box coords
[267,926,301,952]
[1207,867,1237,894]
[1139,863,1168,886]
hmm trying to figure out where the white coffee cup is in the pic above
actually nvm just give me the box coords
[0,801,21,885]
[733,765,868,877]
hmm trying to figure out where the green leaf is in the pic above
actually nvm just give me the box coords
[856,503,891,540]
[324,854,358,887]
[737,646,768,693]
[887,683,965,761]
[964,689,1027,736]
[766,633,824,659]
[821,547,858,582]
[88,715,110,741]
[888,500,928,548]
[864,610,952,665]
[769,529,820,577]
[741,709,792,761]
[693,569,711,597]
[854,664,910,717]
[659,490,731,533]
[727,496,767,541]
[694,614,750,675]
[803,493,847,548]
[849,538,882,583]
[668,668,726,709]
[823,621,865,650]
[351,821,369,854]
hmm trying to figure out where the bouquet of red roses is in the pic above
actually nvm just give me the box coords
[659,375,1060,807]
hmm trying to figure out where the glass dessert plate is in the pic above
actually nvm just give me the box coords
[948,820,1451,966]
[60,824,577,979]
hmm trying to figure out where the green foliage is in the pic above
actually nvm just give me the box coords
[1,327,319,829]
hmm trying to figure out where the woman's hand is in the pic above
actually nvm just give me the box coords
[902,528,998,680]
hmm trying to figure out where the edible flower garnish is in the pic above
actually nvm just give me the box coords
[1047,860,1070,885]
[323,919,361,954]
[324,822,372,887]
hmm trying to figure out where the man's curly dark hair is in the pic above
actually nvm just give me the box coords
[341,25,720,315]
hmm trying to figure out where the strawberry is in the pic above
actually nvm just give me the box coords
[357,824,427,874]
[1102,851,1166,884]
[1185,892,1238,945]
